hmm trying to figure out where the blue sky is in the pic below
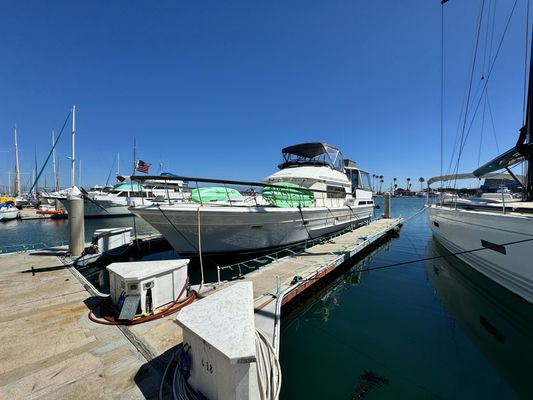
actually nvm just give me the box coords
[0,0,529,191]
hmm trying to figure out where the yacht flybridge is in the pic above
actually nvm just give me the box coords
[130,143,374,255]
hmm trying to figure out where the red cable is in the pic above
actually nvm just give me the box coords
[88,278,196,326]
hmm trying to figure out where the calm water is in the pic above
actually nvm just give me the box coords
[279,197,533,399]
[1,199,532,399]
[0,214,157,253]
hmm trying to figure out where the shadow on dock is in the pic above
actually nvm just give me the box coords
[134,347,179,399]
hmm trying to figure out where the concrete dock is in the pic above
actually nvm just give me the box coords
[0,217,402,399]
[0,249,163,399]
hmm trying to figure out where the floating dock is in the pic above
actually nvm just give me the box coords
[0,217,402,398]
[210,217,403,351]
[18,208,54,220]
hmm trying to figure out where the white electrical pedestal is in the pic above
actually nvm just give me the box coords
[107,259,189,315]
[176,282,259,400]
[92,227,132,253]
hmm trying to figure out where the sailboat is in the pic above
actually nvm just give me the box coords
[130,142,374,255]
[427,6,533,304]
[0,199,19,221]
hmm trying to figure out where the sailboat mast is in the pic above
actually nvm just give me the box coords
[52,129,59,191]
[34,149,38,193]
[525,22,533,201]
[116,152,120,177]
[71,105,76,188]
[13,127,21,196]
[78,159,82,188]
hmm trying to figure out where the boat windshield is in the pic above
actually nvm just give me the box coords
[279,143,344,171]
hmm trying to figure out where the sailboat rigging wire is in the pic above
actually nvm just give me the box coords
[525,0,531,123]
[105,157,116,186]
[477,92,488,165]
[298,233,533,280]
[450,0,519,184]
[440,1,445,180]
[443,0,517,187]
[27,110,71,195]
[452,0,486,194]
[485,90,500,153]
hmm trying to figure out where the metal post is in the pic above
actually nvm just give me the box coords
[384,192,392,218]
[217,266,221,285]
[68,186,85,256]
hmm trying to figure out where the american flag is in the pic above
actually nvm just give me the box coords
[135,160,152,174]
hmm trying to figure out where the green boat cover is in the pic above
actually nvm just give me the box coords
[191,187,244,203]
[262,182,314,208]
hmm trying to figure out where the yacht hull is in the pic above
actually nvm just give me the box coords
[0,208,19,221]
[58,198,135,218]
[427,205,533,304]
[132,204,374,254]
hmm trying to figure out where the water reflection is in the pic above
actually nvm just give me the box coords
[426,241,533,399]
[283,240,392,324]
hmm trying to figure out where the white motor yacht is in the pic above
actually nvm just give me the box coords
[130,143,374,255]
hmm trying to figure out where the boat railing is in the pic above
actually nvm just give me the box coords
[214,218,372,284]
[129,175,352,209]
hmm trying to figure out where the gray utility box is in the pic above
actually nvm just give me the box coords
[107,259,189,314]
[176,282,259,399]
[92,227,132,253]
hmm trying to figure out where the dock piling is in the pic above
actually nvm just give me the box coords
[384,192,392,218]
[68,186,85,256]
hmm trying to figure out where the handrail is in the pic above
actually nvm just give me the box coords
[126,174,352,196]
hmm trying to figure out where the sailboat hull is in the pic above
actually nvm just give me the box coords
[0,208,19,222]
[427,204,533,304]
[132,204,374,255]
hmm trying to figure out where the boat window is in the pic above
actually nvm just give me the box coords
[346,170,359,190]
[326,186,346,198]
[360,172,372,190]
[280,143,344,171]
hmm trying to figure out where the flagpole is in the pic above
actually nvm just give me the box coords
[132,137,136,176]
